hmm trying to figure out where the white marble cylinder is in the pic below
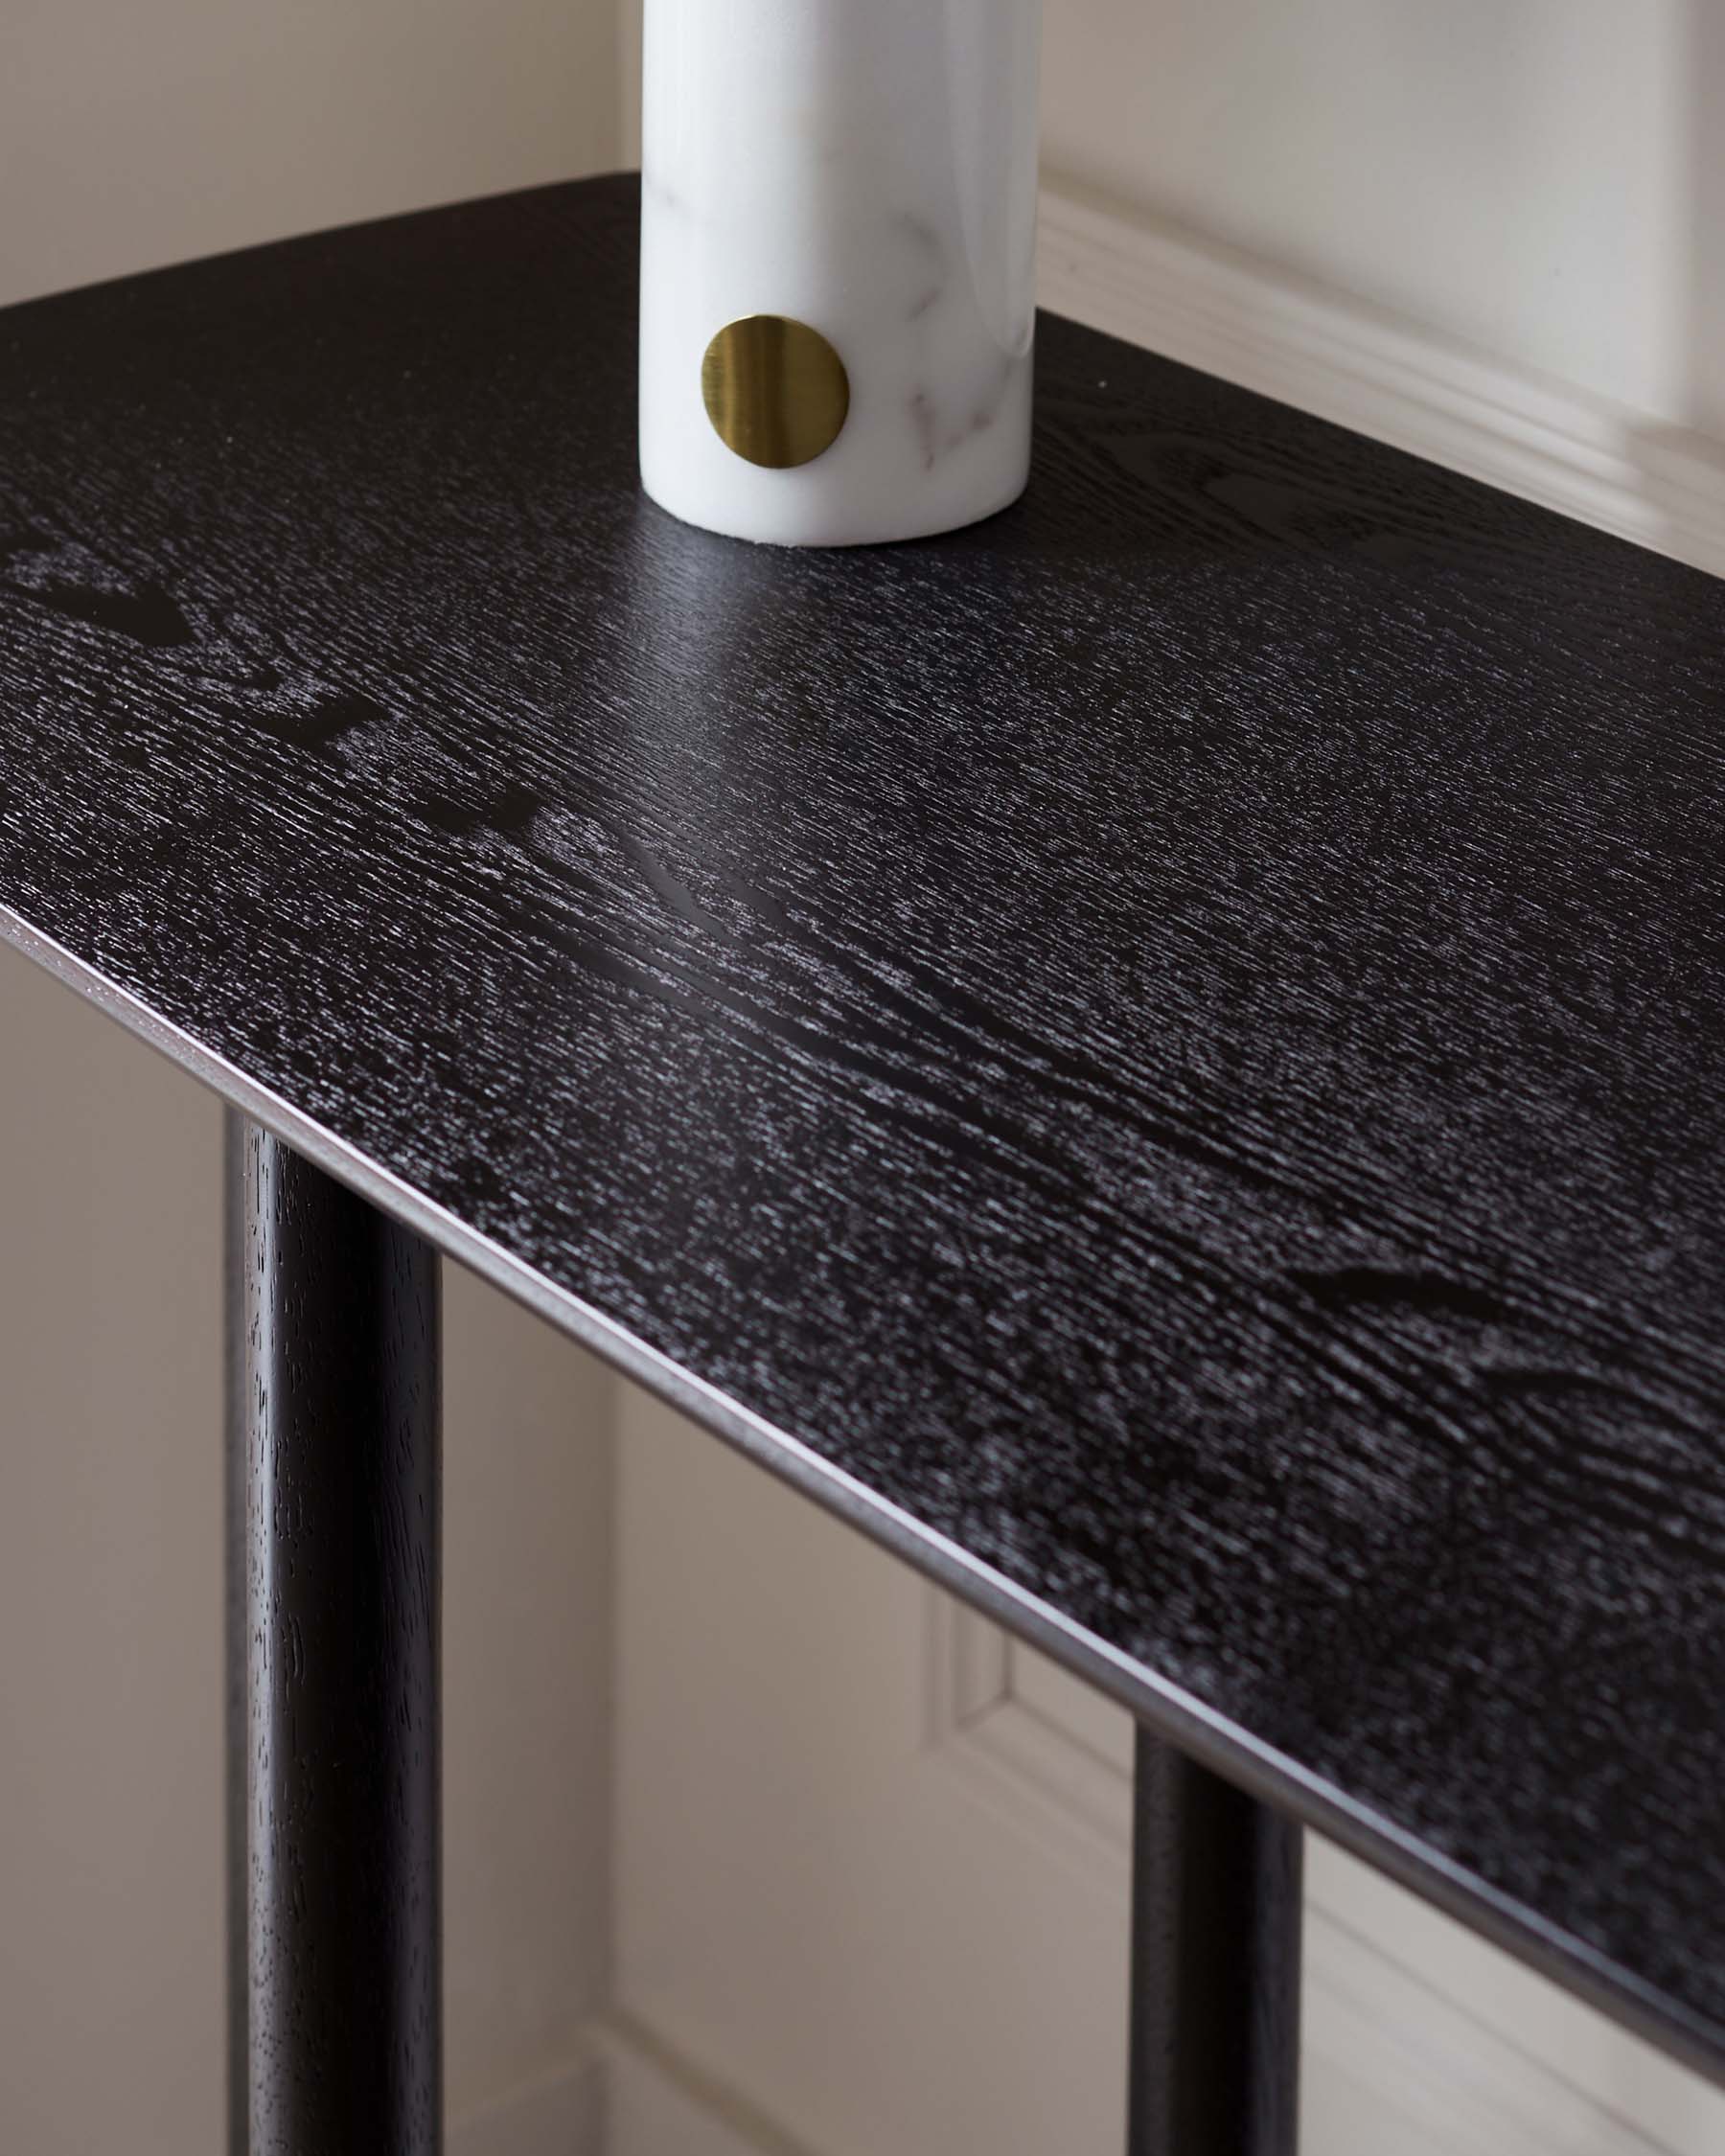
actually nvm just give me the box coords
[638,0,1042,548]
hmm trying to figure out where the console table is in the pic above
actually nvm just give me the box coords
[3,175,1722,2154]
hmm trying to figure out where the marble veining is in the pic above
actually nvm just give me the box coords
[639,0,1042,547]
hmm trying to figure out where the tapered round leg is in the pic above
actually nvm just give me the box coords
[227,1116,442,2156]
[1129,1730,1303,2155]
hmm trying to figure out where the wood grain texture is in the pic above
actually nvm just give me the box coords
[1131,1731,1302,2153]
[234,1121,441,2156]
[2,176,1724,2073]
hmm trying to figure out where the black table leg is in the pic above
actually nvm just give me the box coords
[1129,1729,1303,2155]
[226,1115,442,2156]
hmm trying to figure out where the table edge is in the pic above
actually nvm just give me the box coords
[6,884,1721,2089]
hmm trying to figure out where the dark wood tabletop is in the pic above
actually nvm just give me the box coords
[4,172,1723,2080]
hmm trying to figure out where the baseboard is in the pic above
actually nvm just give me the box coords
[448,2047,606,2156]
[600,1584,1716,2156]
[1036,171,1725,583]
[600,2015,819,2156]
[592,1952,1717,2156]
[596,141,1725,579]
[442,2024,787,2156]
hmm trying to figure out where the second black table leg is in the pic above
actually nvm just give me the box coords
[227,1117,443,2156]
[1128,1729,1304,2155]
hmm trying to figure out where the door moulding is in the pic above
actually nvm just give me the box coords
[924,1594,1718,2156]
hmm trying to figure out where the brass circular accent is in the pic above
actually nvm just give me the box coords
[702,315,851,470]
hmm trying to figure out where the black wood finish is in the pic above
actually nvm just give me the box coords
[4,175,1725,2073]
[223,1113,250,2156]
[232,1122,441,2155]
[1131,1732,1303,2155]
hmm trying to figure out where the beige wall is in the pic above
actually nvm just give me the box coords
[0,952,225,2155]
[0,4,622,2148]
[0,949,617,2155]
[7,5,1722,2151]
[614,0,1714,432]
[1042,0,1708,432]
[2,0,623,304]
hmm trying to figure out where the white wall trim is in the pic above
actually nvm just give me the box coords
[601,2013,825,2156]
[1303,1903,1683,2156]
[923,1585,1133,1882]
[448,2045,605,2156]
[1036,172,1725,585]
[595,128,1725,579]
[596,1983,1699,2156]
[443,2012,827,2156]
[929,1601,1714,2156]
